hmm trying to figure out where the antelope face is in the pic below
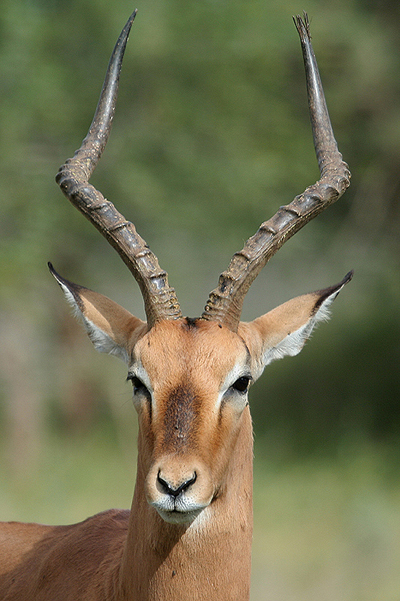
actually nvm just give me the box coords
[129,319,252,524]
[51,266,351,524]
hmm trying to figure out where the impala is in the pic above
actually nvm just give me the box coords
[0,11,352,601]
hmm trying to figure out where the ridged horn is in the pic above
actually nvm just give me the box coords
[201,13,350,331]
[55,10,182,327]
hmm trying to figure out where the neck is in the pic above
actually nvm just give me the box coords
[118,407,253,601]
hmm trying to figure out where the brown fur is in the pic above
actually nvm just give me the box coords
[0,282,347,599]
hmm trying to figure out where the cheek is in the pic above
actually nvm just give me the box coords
[136,406,156,461]
[197,404,245,477]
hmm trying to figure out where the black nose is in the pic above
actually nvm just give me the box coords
[157,471,197,498]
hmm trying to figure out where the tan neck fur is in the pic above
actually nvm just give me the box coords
[118,407,253,601]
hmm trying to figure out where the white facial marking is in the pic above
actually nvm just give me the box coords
[129,361,153,395]
[216,358,251,410]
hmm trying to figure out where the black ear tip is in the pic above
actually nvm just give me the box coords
[332,270,354,297]
[47,262,68,288]
[48,261,61,281]
[342,270,354,286]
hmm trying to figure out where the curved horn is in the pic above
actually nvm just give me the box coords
[56,11,182,327]
[202,13,350,331]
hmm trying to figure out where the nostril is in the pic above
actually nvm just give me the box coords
[157,471,172,496]
[179,471,197,494]
[157,470,197,498]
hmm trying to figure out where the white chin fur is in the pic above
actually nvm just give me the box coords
[155,506,204,524]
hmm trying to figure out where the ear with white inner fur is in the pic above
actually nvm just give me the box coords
[239,271,353,379]
[49,263,147,364]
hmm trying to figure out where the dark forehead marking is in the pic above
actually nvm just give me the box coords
[163,384,200,451]
[184,317,200,330]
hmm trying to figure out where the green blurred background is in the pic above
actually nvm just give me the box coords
[1,0,400,599]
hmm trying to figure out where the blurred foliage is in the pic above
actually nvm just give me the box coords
[252,441,400,600]
[1,0,400,597]
[0,0,400,540]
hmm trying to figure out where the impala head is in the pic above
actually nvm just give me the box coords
[52,12,352,525]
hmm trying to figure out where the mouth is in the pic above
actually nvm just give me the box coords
[155,506,204,524]
[149,493,208,524]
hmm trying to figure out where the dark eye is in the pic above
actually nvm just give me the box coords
[127,374,149,396]
[232,376,251,393]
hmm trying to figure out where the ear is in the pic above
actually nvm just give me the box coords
[49,263,147,364]
[239,271,353,378]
